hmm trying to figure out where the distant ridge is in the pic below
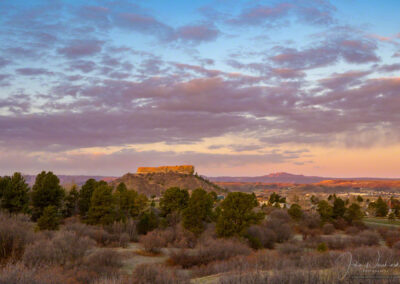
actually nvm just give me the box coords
[208,172,400,184]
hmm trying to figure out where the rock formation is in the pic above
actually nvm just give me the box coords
[137,165,194,175]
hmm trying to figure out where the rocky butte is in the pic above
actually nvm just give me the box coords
[137,165,195,175]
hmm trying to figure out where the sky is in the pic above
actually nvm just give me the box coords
[0,0,400,178]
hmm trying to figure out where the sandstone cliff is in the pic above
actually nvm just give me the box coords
[137,165,194,175]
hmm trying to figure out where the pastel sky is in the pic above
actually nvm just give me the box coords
[1,0,400,177]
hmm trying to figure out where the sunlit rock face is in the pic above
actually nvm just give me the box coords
[137,165,195,175]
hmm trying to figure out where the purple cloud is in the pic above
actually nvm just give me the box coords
[68,60,97,73]
[58,39,103,58]
[174,24,220,43]
[229,0,335,27]
[0,57,11,68]
[378,63,400,72]
[16,68,54,76]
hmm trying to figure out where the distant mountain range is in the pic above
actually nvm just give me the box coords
[208,172,399,184]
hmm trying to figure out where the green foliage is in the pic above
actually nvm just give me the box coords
[79,179,102,218]
[375,196,389,217]
[182,188,214,235]
[87,184,115,225]
[317,242,328,252]
[357,195,364,203]
[332,197,346,219]
[114,182,148,221]
[31,171,65,220]
[288,203,303,221]
[137,210,159,234]
[317,200,333,223]
[344,203,363,224]
[37,205,60,230]
[310,195,319,205]
[268,192,286,206]
[0,173,30,214]
[216,192,263,237]
[62,185,79,217]
[159,187,189,216]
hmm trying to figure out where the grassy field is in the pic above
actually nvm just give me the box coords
[363,217,400,227]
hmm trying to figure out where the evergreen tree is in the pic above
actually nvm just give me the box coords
[37,205,60,230]
[87,184,115,225]
[317,200,333,223]
[0,173,29,214]
[79,179,100,218]
[344,203,363,224]
[288,203,303,221]
[375,196,389,217]
[159,187,189,216]
[182,188,214,235]
[216,192,263,237]
[63,185,79,217]
[31,171,65,220]
[114,182,148,221]
[332,197,346,219]
[137,209,159,234]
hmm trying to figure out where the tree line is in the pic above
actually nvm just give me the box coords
[0,171,263,238]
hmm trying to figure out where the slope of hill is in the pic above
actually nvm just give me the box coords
[111,172,225,197]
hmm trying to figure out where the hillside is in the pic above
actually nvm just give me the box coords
[111,172,225,196]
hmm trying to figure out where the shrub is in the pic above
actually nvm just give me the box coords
[0,262,67,284]
[317,242,328,252]
[23,239,59,267]
[119,233,130,248]
[132,264,189,284]
[350,247,398,265]
[278,242,303,255]
[169,238,251,268]
[392,241,400,251]
[322,235,352,250]
[269,209,291,223]
[356,230,380,246]
[345,226,359,235]
[83,249,122,276]
[105,219,138,242]
[247,225,276,249]
[301,212,321,229]
[64,222,120,247]
[322,223,335,235]
[139,230,168,253]
[265,218,292,243]
[378,228,400,247]
[23,231,95,268]
[0,213,35,263]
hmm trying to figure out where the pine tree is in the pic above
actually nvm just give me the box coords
[182,188,214,235]
[31,171,65,220]
[37,205,60,230]
[216,192,263,237]
[87,184,115,225]
[0,173,30,214]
